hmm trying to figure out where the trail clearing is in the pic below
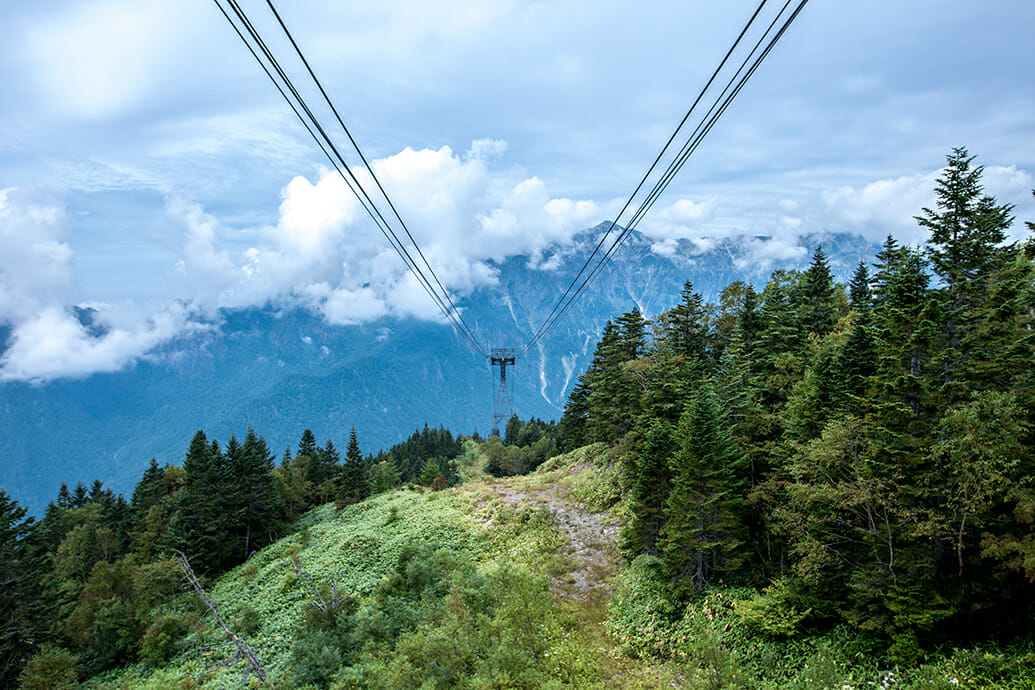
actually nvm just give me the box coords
[491,483,619,606]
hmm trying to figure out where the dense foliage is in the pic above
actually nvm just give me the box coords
[563,150,1035,663]
[0,419,477,686]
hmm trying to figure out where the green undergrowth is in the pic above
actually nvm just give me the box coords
[609,555,1035,689]
[82,470,672,689]
[80,446,1034,689]
[85,489,485,688]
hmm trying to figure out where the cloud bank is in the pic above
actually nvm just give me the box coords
[2,143,1033,384]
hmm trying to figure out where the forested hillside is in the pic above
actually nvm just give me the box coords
[2,149,1034,688]
[557,149,1035,664]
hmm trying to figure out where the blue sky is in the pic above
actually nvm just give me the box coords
[1,0,1034,382]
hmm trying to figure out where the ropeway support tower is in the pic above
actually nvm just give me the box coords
[489,348,517,437]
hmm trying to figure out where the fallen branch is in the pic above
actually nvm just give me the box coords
[174,550,270,684]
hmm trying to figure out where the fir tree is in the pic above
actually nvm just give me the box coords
[587,309,648,443]
[663,280,710,363]
[165,430,226,574]
[229,429,281,562]
[130,458,165,518]
[339,427,370,505]
[419,459,441,486]
[297,428,318,460]
[56,483,72,509]
[0,490,37,687]
[312,440,341,504]
[848,260,872,310]
[659,385,747,595]
[621,420,674,558]
[872,234,902,309]
[798,246,838,338]
[917,147,1015,403]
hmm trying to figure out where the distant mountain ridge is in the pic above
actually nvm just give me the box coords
[0,227,880,512]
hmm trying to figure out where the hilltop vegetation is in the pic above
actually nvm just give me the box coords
[2,149,1035,688]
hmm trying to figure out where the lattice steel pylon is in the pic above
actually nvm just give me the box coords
[488,348,517,437]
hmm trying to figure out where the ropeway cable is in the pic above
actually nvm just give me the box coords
[214,0,488,356]
[520,0,808,356]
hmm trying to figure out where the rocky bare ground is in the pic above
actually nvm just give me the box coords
[491,483,619,606]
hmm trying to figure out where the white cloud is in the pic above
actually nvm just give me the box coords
[734,236,808,272]
[162,141,609,327]
[0,188,74,322]
[821,172,939,243]
[650,238,680,257]
[0,190,211,383]
[0,303,202,384]
[820,164,1035,244]
[277,173,358,255]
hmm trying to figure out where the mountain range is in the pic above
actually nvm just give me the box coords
[0,226,880,512]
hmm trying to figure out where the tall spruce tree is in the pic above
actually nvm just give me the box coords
[917,148,1015,403]
[339,427,370,505]
[586,309,648,443]
[165,430,226,574]
[848,260,872,310]
[798,246,838,338]
[0,490,37,687]
[230,429,281,562]
[658,385,747,595]
[621,420,674,558]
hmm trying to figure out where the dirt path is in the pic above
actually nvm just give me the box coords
[491,483,619,606]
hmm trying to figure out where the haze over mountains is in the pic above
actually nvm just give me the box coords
[0,225,878,512]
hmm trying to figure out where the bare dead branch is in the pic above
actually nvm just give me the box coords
[174,550,270,684]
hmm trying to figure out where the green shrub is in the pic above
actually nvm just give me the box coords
[140,613,189,666]
[17,644,78,690]
[734,577,814,638]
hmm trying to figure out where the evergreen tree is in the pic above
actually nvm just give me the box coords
[918,147,1013,305]
[503,415,523,447]
[558,321,618,449]
[917,147,1015,403]
[71,482,88,509]
[783,325,849,442]
[312,440,341,504]
[621,420,674,558]
[556,377,591,452]
[339,427,370,505]
[642,282,711,425]
[872,234,903,309]
[870,246,938,446]
[297,428,318,460]
[130,458,165,518]
[838,309,877,414]
[229,429,281,562]
[371,459,401,494]
[663,280,710,363]
[587,310,648,443]
[848,260,872,310]
[659,385,747,595]
[419,459,441,486]
[56,483,72,509]
[0,490,37,687]
[798,246,838,338]
[164,430,226,574]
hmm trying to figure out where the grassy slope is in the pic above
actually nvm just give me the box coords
[85,444,1035,689]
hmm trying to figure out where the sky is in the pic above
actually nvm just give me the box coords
[1,0,1034,383]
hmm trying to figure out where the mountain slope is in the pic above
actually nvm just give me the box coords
[0,228,879,511]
